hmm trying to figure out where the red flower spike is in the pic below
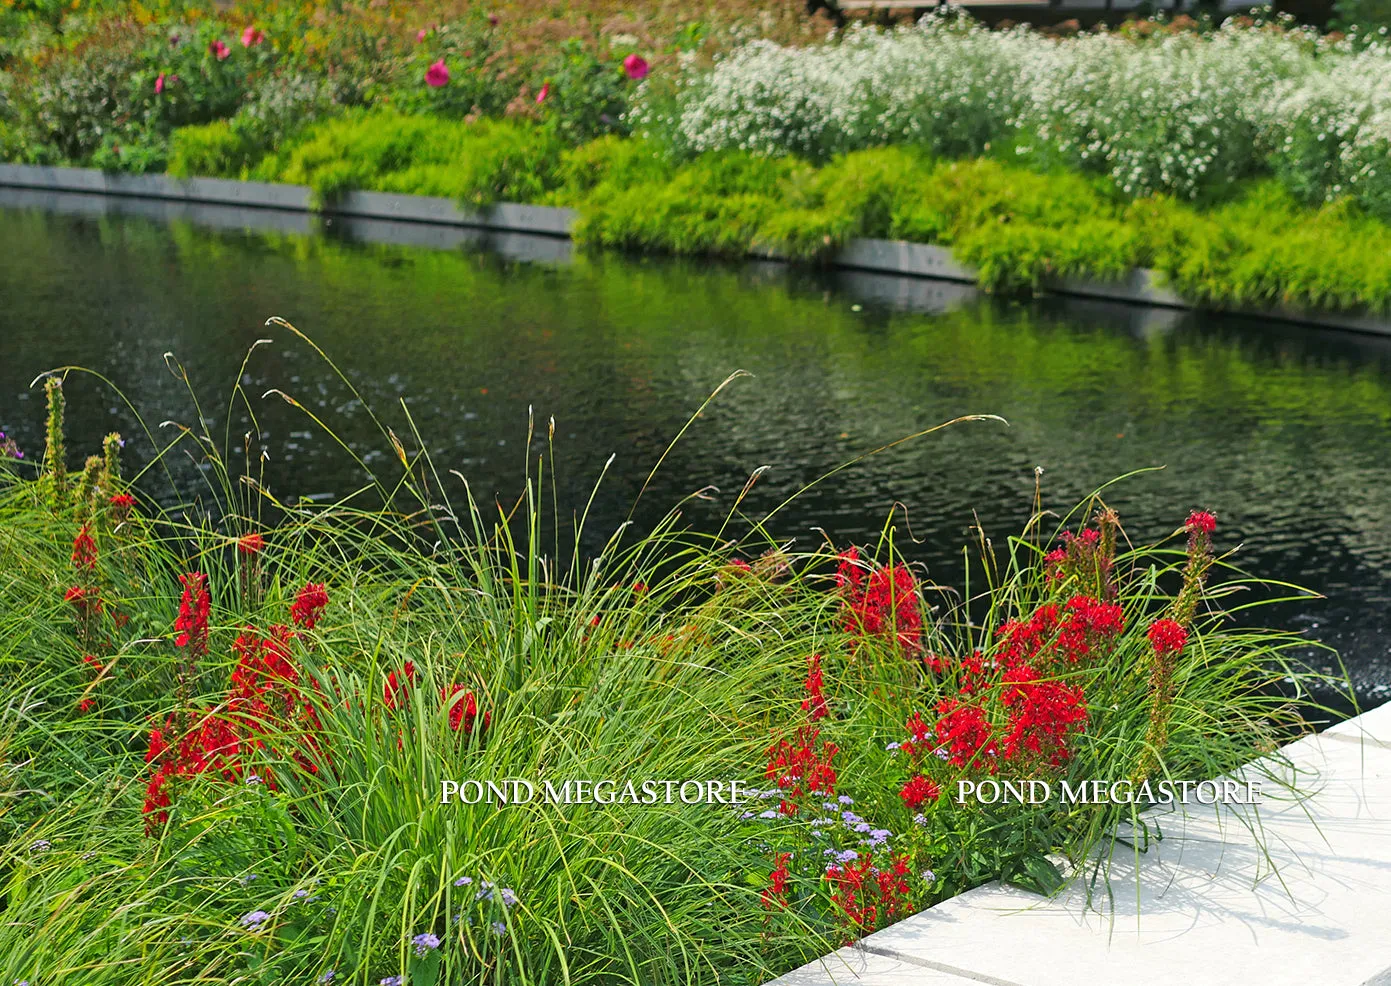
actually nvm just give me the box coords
[899,774,940,810]
[173,572,210,658]
[72,526,97,573]
[1147,618,1188,656]
[237,532,264,555]
[291,582,328,630]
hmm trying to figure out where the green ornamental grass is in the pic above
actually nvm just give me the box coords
[0,331,1351,984]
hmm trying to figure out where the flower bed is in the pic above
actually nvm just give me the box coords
[7,7,1391,315]
[0,343,1349,983]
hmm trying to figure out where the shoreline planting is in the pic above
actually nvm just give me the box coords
[5,8,1391,314]
[0,333,1353,983]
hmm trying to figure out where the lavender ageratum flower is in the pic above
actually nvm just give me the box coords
[239,910,270,930]
[922,869,937,884]
[885,741,901,751]
[379,977,403,986]
[413,932,441,956]
[238,872,258,885]
[453,875,473,887]
[869,828,892,842]
[739,810,755,819]
[840,811,863,826]
[835,849,859,864]
[319,973,336,984]
[28,840,50,853]
[758,809,779,819]
[490,920,507,935]
[246,774,263,785]
[293,889,310,899]
[934,746,951,761]
[822,800,837,810]
[475,880,496,901]
[913,813,928,826]
[810,816,833,827]
[854,821,872,833]
[499,888,519,908]
[837,795,854,805]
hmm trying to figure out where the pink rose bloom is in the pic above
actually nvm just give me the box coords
[416,28,428,42]
[154,73,165,95]
[488,13,499,26]
[622,54,649,81]
[425,59,450,88]
[535,82,550,104]
[241,26,264,47]
[209,40,230,60]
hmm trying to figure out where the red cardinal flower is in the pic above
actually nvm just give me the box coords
[899,774,940,810]
[385,661,417,710]
[1147,618,1188,656]
[237,532,264,555]
[71,526,97,573]
[291,582,328,630]
[1186,511,1217,536]
[442,684,490,733]
[174,572,210,658]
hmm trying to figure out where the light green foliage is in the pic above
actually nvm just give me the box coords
[264,110,566,207]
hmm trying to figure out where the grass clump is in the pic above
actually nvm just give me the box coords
[0,332,1352,984]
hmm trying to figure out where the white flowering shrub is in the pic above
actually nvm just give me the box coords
[1260,46,1391,219]
[633,16,1030,162]
[1015,24,1318,201]
[636,13,1391,213]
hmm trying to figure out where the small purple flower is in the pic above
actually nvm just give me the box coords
[885,741,901,751]
[934,746,950,761]
[490,920,507,936]
[758,809,779,819]
[913,813,928,826]
[454,875,473,887]
[239,910,270,930]
[822,800,837,810]
[319,973,336,984]
[28,840,50,853]
[293,888,310,899]
[476,880,496,901]
[379,977,403,986]
[499,888,519,907]
[246,774,263,785]
[840,811,863,826]
[837,795,854,805]
[413,932,441,956]
[921,869,936,883]
[835,849,859,864]
[739,810,755,819]
[238,872,258,885]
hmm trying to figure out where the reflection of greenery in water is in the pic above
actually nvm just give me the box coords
[1,205,1389,698]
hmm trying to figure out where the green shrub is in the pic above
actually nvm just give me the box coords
[167,120,258,179]
[267,111,567,207]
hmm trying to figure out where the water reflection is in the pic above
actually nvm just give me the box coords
[1,192,1388,707]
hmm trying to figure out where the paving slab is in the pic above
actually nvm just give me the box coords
[847,730,1391,986]
[765,945,998,986]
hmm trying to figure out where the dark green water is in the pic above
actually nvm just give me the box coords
[2,191,1389,706]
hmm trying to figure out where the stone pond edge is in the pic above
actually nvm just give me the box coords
[3,163,1388,338]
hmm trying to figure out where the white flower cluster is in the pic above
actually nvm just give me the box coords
[635,13,1391,215]
[1261,43,1391,216]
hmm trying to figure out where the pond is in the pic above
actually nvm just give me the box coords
[2,189,1388,710]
